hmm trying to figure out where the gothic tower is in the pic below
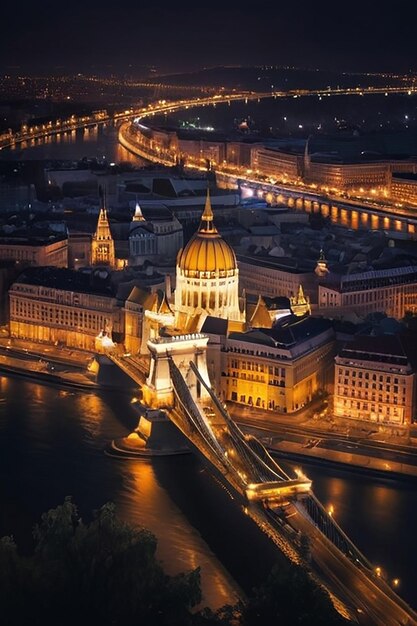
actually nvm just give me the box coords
[91,190,115,268]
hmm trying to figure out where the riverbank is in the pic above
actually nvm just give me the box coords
[267,440,417,482]
[236,417,417,481]
[0,337,101,390]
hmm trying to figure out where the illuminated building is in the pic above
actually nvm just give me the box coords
[237,254,317,302]
[251,147,302,181]
[123,286,174,356]
[222,317,335,413]
[303,140,417,190]
[124,286,158,355]
[0,233,68,267]
[128,201,183,266]
[390,173,417,206]
[304,159,391,189]
[226,141,260,167]
[334,335,415,425]
[174,190,244,327]
[318,266,417,319]
[91,197,115,268]
[9,267,123,351]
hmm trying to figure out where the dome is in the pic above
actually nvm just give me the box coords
[177,191,237,276]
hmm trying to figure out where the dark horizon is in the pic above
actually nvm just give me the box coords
[1,1,417,77]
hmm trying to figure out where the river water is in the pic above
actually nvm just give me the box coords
[0,376,416,609]
[0,123,143,165]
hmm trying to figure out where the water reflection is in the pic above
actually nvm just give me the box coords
[0,378,240,608]
[117,460,241,608]
[0,125,145,166]
[302,463,417,606]
[0,378,416,607]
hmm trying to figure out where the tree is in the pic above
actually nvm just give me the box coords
[241,563,348,626]
[0,497,201,626]
[0,499,351,626]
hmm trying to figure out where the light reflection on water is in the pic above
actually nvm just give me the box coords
[0,377,416,608]
[0,378,240,609]
[0,125,143,165]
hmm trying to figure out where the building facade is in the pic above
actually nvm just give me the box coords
[251,147,302,182]
[238,254,317,302]
[390,173,417,207]
[0,234,68,267]
[334,335,415,426]
[222,317,335,414]
[318,266,417,319]
[128,202,183,266]
[9,268,122,351]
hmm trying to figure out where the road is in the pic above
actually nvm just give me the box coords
[230,411,417,477]
[283,501,417,625]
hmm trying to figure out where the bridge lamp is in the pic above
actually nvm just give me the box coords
[392,578,400,588]
[328,504,334,517]
[375,567,381,577]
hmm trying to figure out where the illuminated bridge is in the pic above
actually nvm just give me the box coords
[108,336,417,626]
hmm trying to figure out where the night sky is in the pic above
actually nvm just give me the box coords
[1,0,417,75]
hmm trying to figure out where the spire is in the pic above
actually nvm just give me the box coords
[290,284,311,317]
[133,200,145,222]
[203,188,214,221]
[297,284,306,303]
[198,187,218,235]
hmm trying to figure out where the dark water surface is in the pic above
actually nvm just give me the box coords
[0,377,416,609]
[0,123,143,164]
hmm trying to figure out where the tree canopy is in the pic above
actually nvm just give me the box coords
[0,498,349,626]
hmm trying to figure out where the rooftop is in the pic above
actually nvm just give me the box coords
[338,334,411,366]
[229,316,333,348]
[12,267,116,297]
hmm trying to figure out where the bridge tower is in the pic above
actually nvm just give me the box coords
[142,333,212,409]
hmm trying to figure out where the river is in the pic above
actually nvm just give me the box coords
[0,123,143,165]
[0,376,416,609]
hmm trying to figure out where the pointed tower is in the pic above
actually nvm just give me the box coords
[131,200,146,226]
[91,190,115,268]
[175,188,243,323]
[290,284,311,317]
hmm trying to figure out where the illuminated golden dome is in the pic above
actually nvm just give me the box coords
[177,190,237,276]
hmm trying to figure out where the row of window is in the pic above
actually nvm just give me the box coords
[339,380,402,393]
[337,388,404,404]
[338,370,403,384]
[11,301,111,333]
[338,399,401,416]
